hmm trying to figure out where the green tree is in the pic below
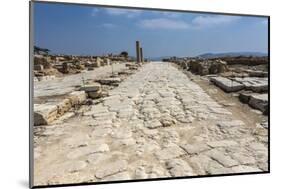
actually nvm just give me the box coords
[120,51,128,58]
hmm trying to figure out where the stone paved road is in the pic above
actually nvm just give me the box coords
[34,62,268,186]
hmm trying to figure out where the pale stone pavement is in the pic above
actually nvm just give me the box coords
[34,63,127,98]
[34,62,268,186]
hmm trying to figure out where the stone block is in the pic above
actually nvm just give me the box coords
[234,77,268,92]
[34,64,44,71]
[249,94,268,114]
[97,78,121,86]
[88,90,102,99]
[80,83,101,92]
[68,91,87,105]
[34,103,58,125]
[210,77,244,92]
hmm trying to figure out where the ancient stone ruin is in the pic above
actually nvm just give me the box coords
[164,56,268,115]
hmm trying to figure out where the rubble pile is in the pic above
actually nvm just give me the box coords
[33,53,136,81]
[218,56,268,66]
[189,60,228,75]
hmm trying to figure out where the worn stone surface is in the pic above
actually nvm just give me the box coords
[154,145,186,160]
[34,62,268,186]
[249,94,268,113]
[95,160,128,179]
[166,159,194,176]
[34,91,86,125]
[233,77,268,92]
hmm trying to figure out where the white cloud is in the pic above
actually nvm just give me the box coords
[138,18,189,30]
[192,15,240,28]
[105,8,142,18]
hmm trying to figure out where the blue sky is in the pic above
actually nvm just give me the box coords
[34,2,268,57]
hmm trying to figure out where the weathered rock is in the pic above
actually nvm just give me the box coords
[144,120,162,129]
[166,159,194,176]
[67,144,109,159]
[231,165,262,173]
[111,127,132,139]
[134,166,148,179]
[248,94,268,114]
[59,160,88,173]
[68,91,87,105]
[239,93,252,103]
[208,149,239,167]
[86,153,111,165]
[80,83,101,92]
[97,78,121,86]
[92,127,112,137]
[230,152,256,165]
[160,116,176,127]
[101,172,131,181]
[37,75,56,81]
[233,77,268,92]
[34,64,44,71]
[34,103,58,125]
[80,83,102,99]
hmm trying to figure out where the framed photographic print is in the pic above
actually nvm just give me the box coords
[30,0,269,188]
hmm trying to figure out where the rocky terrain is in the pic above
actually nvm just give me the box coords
[33,62,268,186]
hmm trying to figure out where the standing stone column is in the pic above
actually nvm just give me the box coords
[136,41,141,63]
[140,47,143,63]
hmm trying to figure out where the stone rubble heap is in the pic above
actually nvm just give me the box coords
[33,53,136,82]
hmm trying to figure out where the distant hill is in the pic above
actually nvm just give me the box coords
[197,52,268,59]
[148,56,173,61]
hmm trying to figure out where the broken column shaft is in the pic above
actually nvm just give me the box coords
[140,47,143,63]
[136,41,141,63]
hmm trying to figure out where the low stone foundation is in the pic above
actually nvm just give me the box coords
[34,91,87,126]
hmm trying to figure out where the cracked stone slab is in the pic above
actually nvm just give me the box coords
[144,120,162,129]
[91,127,112,137]
[62,160,88,173]
[181,143,210,154]
[166,159,194,176]
[95,160,128,179]
[208,149,239,167]
[111,127,132,139]
[67,144,109,159]
[154,145,186,160]
[207,140,239,148]
[231,165,262,173]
